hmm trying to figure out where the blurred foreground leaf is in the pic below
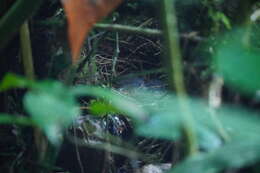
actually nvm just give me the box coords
[128,90,260,172]
[214,28,260,94]
[2,73,260,172]
[170,139,260,173]
[73,87,260,149]
[89,100,118,117]
[72,86,147,121]
[0,113,34,126]
[0,74,81,145]
[129,89,260,148]
[0,73,34,91]
[24,81,80,145]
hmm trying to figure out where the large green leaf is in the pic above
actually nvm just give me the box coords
[89,100,119,117]
[170,139,260,173]
[0,74,81,144]
[72,86,260,151]
[72,85,148,121]
[24,81,80,145]
[214,28,260,94]
[135,92,223,150]
[128,89,260,153]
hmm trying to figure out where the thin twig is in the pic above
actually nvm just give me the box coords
[94,23,204,41]
[38,20,204,41]
[94,23,162,37]
[112,32,119,77]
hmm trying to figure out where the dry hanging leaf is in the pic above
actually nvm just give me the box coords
[61,0,122,63]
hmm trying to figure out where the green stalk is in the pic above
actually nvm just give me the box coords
[161,0,198,155]
[19,22,52,173]
[20,22,35,80]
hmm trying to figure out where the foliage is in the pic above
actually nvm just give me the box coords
[89,99,119,116]
[2,71,260,172]
[214,27,260,94]
[172,139,260,173]
[1,0,260,173]
[0,74,80,145]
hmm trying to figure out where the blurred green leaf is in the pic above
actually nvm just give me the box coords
[24,81,80,145]
[0,113,34,126]
[89,100,119,117]
[131,89,260,148]
[72,86,148,121]
[214,28,260,94]
[72,86,260,151]
[196,126,222,151]
[216,12,231,29]
[0,73,34,91]
[170,139,260,173]
[137,111,182,140]
[0,73,68,92]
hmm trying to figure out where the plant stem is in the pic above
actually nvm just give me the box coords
[20,22,35,80]
[94,23,203,41]
[20,21,51,173]
[112,32,119,77]
[38,21,203,41]
[94,23,162,37]
[161,0,198,155]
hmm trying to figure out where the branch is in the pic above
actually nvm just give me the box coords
[94,23,162,37]
[94,23,204,41]
[20,21,35,80]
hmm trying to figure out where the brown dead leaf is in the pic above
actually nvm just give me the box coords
[61,0,122,63]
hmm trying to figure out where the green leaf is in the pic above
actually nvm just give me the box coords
[72,85,148,121]
[0,73,34,91]
[137,111,182,140]
[217,12,231,29]
[0,113,34,126]
[170,139,260,173]
[138,110,222,150]
[72,86,260,150]
[24,81,80,145]
[214,28,260,94]
[196,126,222,151]
[131,89,260,148]
[69,83,260,171]
[89,100,119,117]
